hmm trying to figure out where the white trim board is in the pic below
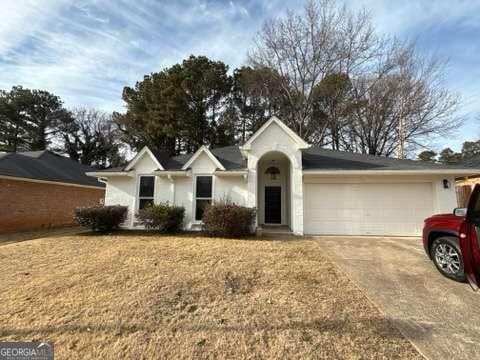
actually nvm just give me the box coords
[153,170,191,177]
[302,169,480,176]
[0,175,105,190]
[87,171,134,177]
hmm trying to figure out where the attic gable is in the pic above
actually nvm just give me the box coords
[181,146,226,171]
[124,146,164,171]
[241,116,310,151]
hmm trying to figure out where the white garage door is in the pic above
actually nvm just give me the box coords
[304,182,433,236]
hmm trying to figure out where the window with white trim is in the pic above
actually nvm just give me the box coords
[195,175,212,221]
[138,176,155,209]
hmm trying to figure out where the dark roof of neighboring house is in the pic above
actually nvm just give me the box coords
[0,150,104,187]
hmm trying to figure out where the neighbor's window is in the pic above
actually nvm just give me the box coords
[138,176,155,209]
[195,176,212,221]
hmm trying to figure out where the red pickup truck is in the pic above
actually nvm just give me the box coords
[423,184,480,290]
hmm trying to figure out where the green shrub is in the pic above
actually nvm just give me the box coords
[74,205,127,232]
[202,202,255,238]
[137,203,185,233]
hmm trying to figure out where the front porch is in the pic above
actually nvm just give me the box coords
[256,224,293,236]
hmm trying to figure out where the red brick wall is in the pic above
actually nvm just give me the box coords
[0,178,105,233]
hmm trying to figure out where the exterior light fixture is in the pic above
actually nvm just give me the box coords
[443,179,450,189]
[265,166,280,180]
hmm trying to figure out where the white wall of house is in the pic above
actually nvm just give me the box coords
[244,121,305,235]
[173,176,193,228]
[432,176,457,213]
[155,178,174,204]
[104,150,249,230]
[215,177,248,205]
[104,176,135,225]
[104,152,159,227]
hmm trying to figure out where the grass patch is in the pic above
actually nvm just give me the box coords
[0,234,422,359]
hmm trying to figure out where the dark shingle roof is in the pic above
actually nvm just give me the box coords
[302,147,475,171]
[0,150,104,187]
[159,145,246,171]
[210,145,246,170]
[95,145,477,174]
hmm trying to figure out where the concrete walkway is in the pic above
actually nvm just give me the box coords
[314,236,480,360]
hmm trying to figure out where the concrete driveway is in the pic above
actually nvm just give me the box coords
[314,236,480,360]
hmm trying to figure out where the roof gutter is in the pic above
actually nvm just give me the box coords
[214,170,248,177]
[86,171,134,177]
[302,169,480,176]
[152,170,191,177]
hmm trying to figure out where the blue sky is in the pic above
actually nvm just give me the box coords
[1,0,479,152]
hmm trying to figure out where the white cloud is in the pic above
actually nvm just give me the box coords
[347,0,480,35]
[0,0,67,54]
[0,0,274,112]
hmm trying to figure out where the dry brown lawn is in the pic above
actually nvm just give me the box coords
[0,232,422,359]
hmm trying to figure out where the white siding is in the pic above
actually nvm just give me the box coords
[432,176,457,213]
[104,177,135,225]
[215,177,248,205]
[134,153,159,173]
[174,177,193,228]
[189,152,217,173]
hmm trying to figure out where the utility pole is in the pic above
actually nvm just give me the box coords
[397,116,406,159]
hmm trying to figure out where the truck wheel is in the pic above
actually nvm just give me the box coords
[430,236,466,282]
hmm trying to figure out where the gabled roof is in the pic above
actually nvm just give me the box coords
[124,146,164,171]
[167,145,246,171]
[94,144,478,175]
[181,145,226,170]
[90,145,246,174]
[241,116,310,150]
[0,150,104,187]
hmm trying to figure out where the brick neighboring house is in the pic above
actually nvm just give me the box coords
[0,150,105,233]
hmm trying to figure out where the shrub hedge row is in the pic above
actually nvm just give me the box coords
[75,201,255,238]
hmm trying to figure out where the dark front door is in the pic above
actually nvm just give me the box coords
[265,186,281,224]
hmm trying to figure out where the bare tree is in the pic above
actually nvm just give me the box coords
[248,0,379,142]
[348,42,462,157]
[57,107,125,168]
[248,0,462,157]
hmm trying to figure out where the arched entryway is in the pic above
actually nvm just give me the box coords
[256,151,292,229]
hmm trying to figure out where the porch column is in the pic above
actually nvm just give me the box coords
[246,153,258,228]
[290,150,304,235]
